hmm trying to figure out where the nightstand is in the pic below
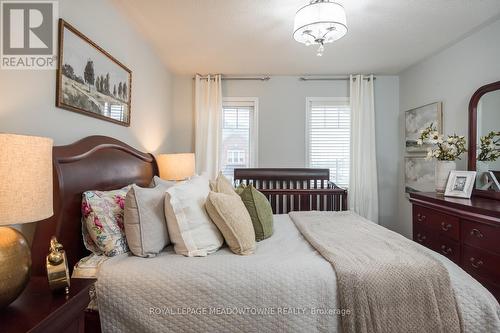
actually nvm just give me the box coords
[0,277,96,333]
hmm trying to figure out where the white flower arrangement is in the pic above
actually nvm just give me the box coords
[478,131,500,162]
[417,124,467,161]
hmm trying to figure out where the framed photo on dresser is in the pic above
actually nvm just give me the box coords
[56,19,132,126]
[444,171,476,198]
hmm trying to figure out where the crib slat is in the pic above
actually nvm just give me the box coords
[232,168,348,213]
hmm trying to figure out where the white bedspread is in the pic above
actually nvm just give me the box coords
[96,214,341,333]
[96,214,500,333]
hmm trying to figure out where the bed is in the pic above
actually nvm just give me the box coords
[30,136,500,333]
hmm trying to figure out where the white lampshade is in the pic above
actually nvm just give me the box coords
[0,134,53,225]
[293,1,347,45]
[157,153,195,181]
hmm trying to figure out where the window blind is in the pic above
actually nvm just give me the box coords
[220,99,257,178]
[307,99,350,188]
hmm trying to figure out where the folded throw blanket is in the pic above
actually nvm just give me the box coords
[289,211,462,333]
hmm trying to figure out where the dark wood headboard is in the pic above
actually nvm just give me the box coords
[31,136,158,276]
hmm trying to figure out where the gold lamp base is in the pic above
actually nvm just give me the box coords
[0,226,31,308]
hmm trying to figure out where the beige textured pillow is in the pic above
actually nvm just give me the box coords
[210,172,238,196]
[205,191,256,255]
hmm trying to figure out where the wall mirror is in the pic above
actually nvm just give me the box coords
[468,81,500,200]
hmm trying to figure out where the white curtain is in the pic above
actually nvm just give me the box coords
[349,74,379,223]
[195,74,222,179]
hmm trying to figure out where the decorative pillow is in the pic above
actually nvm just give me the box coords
[164,175,223,256]
[205,192,256,255]
[238,185,274,242]
[210,172,238,196]
[81,213,102,255]
[124,183,172,258]
[152,175,176,188]
[81,185,131,256]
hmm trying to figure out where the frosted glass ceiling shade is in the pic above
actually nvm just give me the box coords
[157,153,196,181]
[293,1,347,55]
[0,134,53,225]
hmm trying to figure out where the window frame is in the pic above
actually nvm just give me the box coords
[305,97,350,187]
[221,97,259,170]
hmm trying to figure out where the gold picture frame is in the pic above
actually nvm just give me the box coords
[56,19,132,126]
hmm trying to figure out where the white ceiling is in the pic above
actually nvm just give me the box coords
[112,0,500,75]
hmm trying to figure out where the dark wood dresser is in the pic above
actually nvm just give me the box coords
[409,192,500,301]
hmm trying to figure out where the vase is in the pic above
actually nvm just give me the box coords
[435,160,456,194]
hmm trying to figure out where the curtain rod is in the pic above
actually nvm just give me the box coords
[192,75,374,81]
[194,75,271,81]
[299,76,376,81]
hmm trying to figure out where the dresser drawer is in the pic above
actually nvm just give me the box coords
[461,245,500,283]
[412,205,459,240]
[462,220,500,255]
[413,225,434,249]
[430,212,459,241]
[413,205,430,225]
[432,236,460,264]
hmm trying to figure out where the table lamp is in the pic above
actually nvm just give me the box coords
[0,133,53,308]
[156,153,195,181]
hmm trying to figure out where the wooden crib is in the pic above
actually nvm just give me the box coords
[233,168,348,214]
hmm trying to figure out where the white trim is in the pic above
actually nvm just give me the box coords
[221,97,259,168]
[305,97,350,168]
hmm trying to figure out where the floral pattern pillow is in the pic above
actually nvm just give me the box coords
[81,185,131,256]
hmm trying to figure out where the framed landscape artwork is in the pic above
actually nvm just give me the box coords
[405,102,442,153]
[56,19,132,126]
[404,156,436,193]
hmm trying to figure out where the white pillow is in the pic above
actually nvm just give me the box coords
[124,183,173,258]
[164,175,223,256]
[152,176,176,188]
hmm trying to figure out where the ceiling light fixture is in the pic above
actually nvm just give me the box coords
[293,0,347,56]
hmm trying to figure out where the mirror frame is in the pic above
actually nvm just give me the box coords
[468,80,500,200]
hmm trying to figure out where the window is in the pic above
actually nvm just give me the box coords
[227,150,245,164]
[102,102,126,122]
[306,98,350,188]
[220,98,258,178]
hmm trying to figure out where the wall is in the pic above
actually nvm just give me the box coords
[398,18,500,237]
[170,75,194,152]
[225,77,350,168]
[0,0,173,240]
[169,75,400,230]
[0,0,173,153]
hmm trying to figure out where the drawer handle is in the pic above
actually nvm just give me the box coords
[441,222,452,232]
[440,245,452,255]
[416,233,426,243]
[470,257,484,268]
[416,213,426,223]
[470,229,484,238]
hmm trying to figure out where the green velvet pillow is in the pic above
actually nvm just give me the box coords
[237,185,273,241]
